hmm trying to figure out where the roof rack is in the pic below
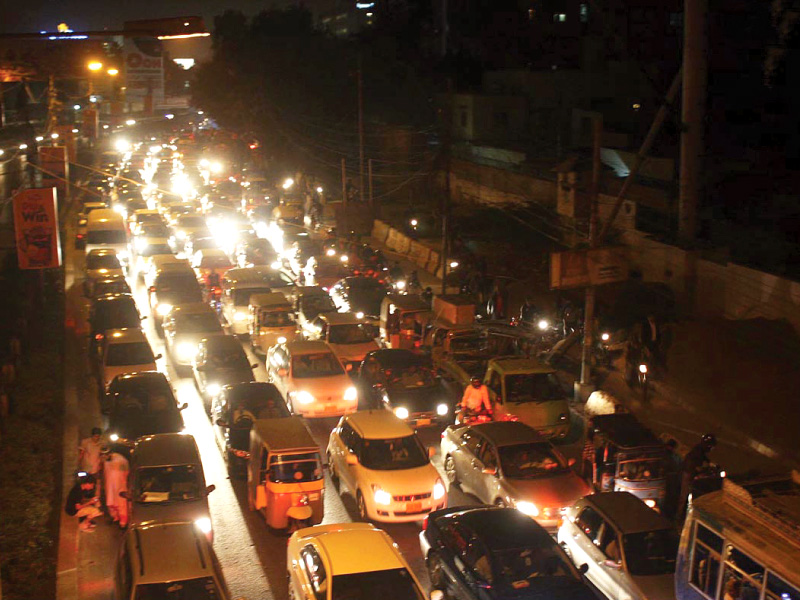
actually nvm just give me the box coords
[722,472,800,544]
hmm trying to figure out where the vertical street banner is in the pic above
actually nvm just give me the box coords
[39,146,69,202]
[12,188,62,269]
[124,37,164,114]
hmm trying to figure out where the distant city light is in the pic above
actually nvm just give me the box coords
[165,114,174,120]
[51,133,59,140]
[73,104,81,110]
[197,110,204,115]
[71,128,79,133]
[19,144,27,150]
[356,2,375,7]
[89,95,98,103]
[125,119,136,126]
[87,61,103,71]
[35,136,44,142]
[102,125,109,130]
[107,68,119,76]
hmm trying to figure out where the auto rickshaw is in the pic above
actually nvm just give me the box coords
[588,413,669,510]
[380,294,432,350]
[248,292,299,355]
[246,417,324,531]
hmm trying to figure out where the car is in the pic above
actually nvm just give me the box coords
[192,248,233,284]
[114,521,233,600]
[211,381,290,474]
[125,433,215,538]
[91,276,131,299]
[302,254,351,289]
[84,248,124,296]
[163,302,224,369]
[420,506,596,600]
[329,276,390,318]
[293,287,338,337]
[266,340,358,418]
[129,209,164,236]
[88,293,143,352]
[557,492,678,600]
[440,421,591,531]
[191,335,257,405]
[184,234,218,258]
[359,349,455,425]
[287,523,429,600]
[304,312,380,372]
[148,266,204,322]
[327,410,445,522]
[236,237,278,268]
[132,236,173,277]
[99,328,161,391]
[286,237,324,276]
[105,371,186,447]
[170,213,209,251]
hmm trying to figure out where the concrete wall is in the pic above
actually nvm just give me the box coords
[449,159,557,208]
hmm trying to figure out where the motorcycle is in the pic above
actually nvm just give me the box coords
[455,407,493,426]
[687,462,726,512]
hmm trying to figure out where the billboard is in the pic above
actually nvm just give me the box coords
[550,246,628,289]
[124,36,164,112]
[13,188,62,269]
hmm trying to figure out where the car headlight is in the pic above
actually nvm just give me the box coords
[117,250,129,261]
[355,311,364,319]
[194,517,212,534]
[293,391,315,405]
[344,386,357,402]
[271,261,281,270]
[644,499,657,509]
[135,239,149,251]
[537,319,549,331]
[373,486,392,506]
[340,254,348,263]
[112,204,126,215]
[558,412,568,422]
[436,403,449,416]
[109,433,120,442]
[326,248,336,257]
[433,480,446,501]
[277,336,287,344]
[394,407,409,420]
[176,230,186,240]
[177,342,196,360]
[156,303,173,316]
[395,280,406,290]
[601,332,610,342]
[234,311,247,322]
[206,383,221,397]
[515,501,539,517]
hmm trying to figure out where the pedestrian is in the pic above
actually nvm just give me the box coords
[102,448,129,528]
[78,427,104,480]
[64,473,103,532]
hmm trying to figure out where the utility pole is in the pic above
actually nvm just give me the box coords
[440,79,453,296]
[679,0,707,245]
[357,53,365,205]
[47,74,57,132]
[580,116,602,387]
[341,158,347,208]
[368,158,373,207]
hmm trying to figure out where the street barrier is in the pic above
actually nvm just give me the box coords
[372,220,390,243]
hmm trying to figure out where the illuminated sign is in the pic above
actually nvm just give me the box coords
[356,2,375,8]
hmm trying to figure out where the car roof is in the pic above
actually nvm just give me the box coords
[468,421,545,447]
[169,303,216,317]
[112,370,170,388]
[445,506,556,551]
[105,328,148,344]
[251,416,316,451]
[490,357,555,375]
[590,414,663,449]
[202,335,244,352]
[318,312,366,325]
[371,349,431,369]
[133,433,200,467]
[301,524,405,576]
[250,292,290,308]
[87,248,118,257]
[94,293,136,305]
[127,522,215,584]
[584,492,673,533]
[345,410,414,440]
[285,340,333,355]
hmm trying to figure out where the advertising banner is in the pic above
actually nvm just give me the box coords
[124,37,164,112]
[12,188,62,269]
[550,246,627,289]
[39,146,68,202]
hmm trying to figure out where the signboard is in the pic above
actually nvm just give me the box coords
[12,188,62,269]
[124,36,164,112]
[550,246,627,290]
[39,146,68,202]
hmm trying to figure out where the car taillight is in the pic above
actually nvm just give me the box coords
[95,333,104,340]
[422,515,429,531]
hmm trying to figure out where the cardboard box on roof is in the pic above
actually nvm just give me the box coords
[433,294,475,325]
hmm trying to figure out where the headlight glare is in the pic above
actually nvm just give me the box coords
[433,480,445,500]
[194,517,212,534]
[206,383,221,397]
[156,303,173,316]
[234,311,247,322]
[436,403,449,416]
[515,501,539,517]
[344,386,357,402]
[294,391,315,405]
[373,487,392,506]
[176,342,195,360]
[394,407,409,420]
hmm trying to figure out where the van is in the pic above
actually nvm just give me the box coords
[125,433,215,538]
[221,267,289,335]
[85,208,128,264]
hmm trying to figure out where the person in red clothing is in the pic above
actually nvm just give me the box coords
[460,376,492,418]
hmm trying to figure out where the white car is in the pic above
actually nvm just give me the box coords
[557,492,678,600]
[132,236,173,277]
[304,312,379,372]
[266,340,358,418]
[327,410,445,523]
[99,328,161,391]
[287,523,433,600]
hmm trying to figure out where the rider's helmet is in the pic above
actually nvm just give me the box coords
[701,433,717,451]
[470,376,482,388]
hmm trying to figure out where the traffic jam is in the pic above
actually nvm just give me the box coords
[73,126,716,600]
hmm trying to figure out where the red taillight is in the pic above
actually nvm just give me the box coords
[95,333,104,340]
[422,515,429,531]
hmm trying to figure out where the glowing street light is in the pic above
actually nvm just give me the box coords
[107,68,119,76]
[316,186,323,193]
[125,119,136,126]
[73,104,81,110]
[19,144,28,150]
[51,132,59,140]
[71,128,79,133]
[35,136,44,142]
[282,178,294,190]
[87,61,103,72]
[165,113,174,120]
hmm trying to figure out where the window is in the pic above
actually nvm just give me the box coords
[579,4,589,22]
[463,431,483,457]
[598,523,621,562]
[553,13,567,22]
[575,506,603,542]
[300,546,327,600]
[766,573,800,600]
[721,545,764,600]
[478,441,498,470]
[462,536,493,583]
[690,522,723,599]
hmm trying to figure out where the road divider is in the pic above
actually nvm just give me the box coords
[371,219,441,276]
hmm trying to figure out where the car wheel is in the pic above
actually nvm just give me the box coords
[444,455,458,485]
[357,490,369,521]
[427,551,447,593]
[494,498,507,508]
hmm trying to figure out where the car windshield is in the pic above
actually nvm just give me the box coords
[300,296,337,319]
[207,347,249,370]
[177,215,206,228]
[95,281,130,296]
[385,366,436,389]
[292,352,344,378]
[623,529,678,576]
[232,288,271,306]
[269,452,323,483]
[331,568,424,600]
[87,230,127,244]
[87,254,120,270]
[618,457,667,481]
[505,373,564,403]
[140,224,170,237]
[328,324,374,345]
[176,312,221,334]
[95,301,140,329]
[135,465,201,503]
[498,443,569,479]
[492,546,576,588]
[106,342,154,366]
[260,310,294,327]
[360,435,429,471]
[134,576,222,599]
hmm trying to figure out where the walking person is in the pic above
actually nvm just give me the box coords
[102,448,130,528]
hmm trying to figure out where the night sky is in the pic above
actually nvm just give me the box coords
[0,0,303,33]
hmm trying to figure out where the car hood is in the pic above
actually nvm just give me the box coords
[504,472,591,509]
[386,384,450,412]
[205,367,255,387]
[502,399,570,429]
[359,462,440,494]
[629,574,676,600]
[489,577,597,600]
[289,374,353,400]
[329,341,379,362]
[130,497,210,528]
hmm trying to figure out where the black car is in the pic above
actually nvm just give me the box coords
[192,335,257,408]
[329,276,390,318]
[104,371,187,448]
[211,382,289,475]
[148,268,204,327]
[89,293,143,352]
[421,506,594,600]
[359,349,456,424]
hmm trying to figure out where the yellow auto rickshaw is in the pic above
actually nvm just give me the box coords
[380,294,432,350]
[248,292,299,355]
[246,417,324,531]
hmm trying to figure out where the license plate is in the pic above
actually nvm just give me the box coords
[416,418,431,426]
[406,501,422,513]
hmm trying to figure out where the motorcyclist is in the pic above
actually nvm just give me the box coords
[460,376,492,420]
[678,433,717,519]
[519,296,540,326]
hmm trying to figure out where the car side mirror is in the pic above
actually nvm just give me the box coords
[251,363,259,369]
[602,559,621,570]
[579,563,589,574]
[482,467,497,476]
[205,484,216,495]
[428,447,436,458]
[346,453,358,466]
[568,457,576,467]
[179,403,189,411]
[216,418,228,428]
[154,353,163,360]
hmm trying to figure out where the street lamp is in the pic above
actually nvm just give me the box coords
[87,61,103,96]
[107,68,119,76]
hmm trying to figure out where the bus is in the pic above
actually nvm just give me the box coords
[676,474,800,600]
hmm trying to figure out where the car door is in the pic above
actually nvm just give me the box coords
[455,531,494,600]
[570,506,620,599]
[437,521,479,600]
[472,440,501,504]
[454,431,484,496]
[269,347,289,398]
[338,423,362,494]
